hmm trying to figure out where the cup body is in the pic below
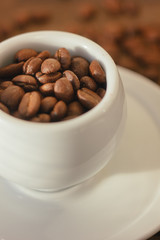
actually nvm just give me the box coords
[0,31,126,191]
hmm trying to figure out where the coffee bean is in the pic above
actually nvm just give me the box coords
[77,87,102,109]
[102,0,122,15]
[63,70,80,90]
[50,100,67,121]
[71,57,89,79]
[0,102,10,114]
[36,71,62,84]
[12,110,23,119]
[0,21,15,39]
[89,60,106,84]
[97,40,120,63]
[0,47,106,122]
[122,1,139,15]
[23,57,42,75]
[14,9,32,28]
[80,76,97,91]
[0,85,25,111]
[118,55,138,71]
[123,36,143,54]
[0,89,3,98]
[54,48,71,70]
[129,44,146,62]
[41,58,61,74]
[67,101,84,116]
[96,88,106,98]
[0,62,24,78]
[18,91,41,118]
[0,81,13,90]
[37,50,51,61]
[63,115,77,121]
[12,75,38,91]
[143,50,160,66]
[40,96,57,113]
[142,26,160,43]
[103,22,124,42]
[15,48,38,62]
[31,8,50,23]
[31,113,51,122]
[77,2,97,21]
[140,66,160,83]
[39,83,55,96]
[54,77,74,103]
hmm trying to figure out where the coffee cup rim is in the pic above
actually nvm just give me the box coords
[0,30,120,131]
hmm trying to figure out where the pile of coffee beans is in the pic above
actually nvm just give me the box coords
[0,0,160,85]
[0,48,106,122]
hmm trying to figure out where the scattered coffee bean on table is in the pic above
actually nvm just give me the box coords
[0,47,106,123]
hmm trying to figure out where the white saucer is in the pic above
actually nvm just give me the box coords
[0,67,160,240]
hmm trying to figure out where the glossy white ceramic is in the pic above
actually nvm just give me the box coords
[0,67,160,240]
[0,31,126,191]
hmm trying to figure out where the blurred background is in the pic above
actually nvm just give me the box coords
[0,0,160,86]
[0,0,160,239]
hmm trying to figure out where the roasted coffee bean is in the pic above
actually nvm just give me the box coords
[96,88,106,98]
[63,115,77,121]
[77,2,97,20]
[129,44,146,61]
[40,96,57,113]
[102,0,122,15]
[50,100,67,121]
[89,60,106,84]
[0,85,25,111]
[0,21,15,39]
[54,48,71,70]
[97,40,120,63]
[118,55,138,71]
[0,81,13,90]
[37,50,51,60]
[124,24,140,37]
[80,76,97,91]
[0,89,3,98]
[142,26,160,43]
[41,58,61,74]
[36,71,62,84]
[39,83,55,96]
[18,91,41,118]
[14,9,32,28]
[12,75,38,91]
[31,113,51,122]
[0,46,106,122]
[15,48,38,62]
[54,77,74,103]
[64,24,82,35]
[143,50,160,66]
[122,36,143,54]
[12,110,23,119]
[0,62,24,78]
[63,70,80,90]
[140,66,160,83]
[77,87,102,109]
[67,101,84,116]
[0,102,10,114]
[23,57,42,75]
[103,22,124,42]
[71,57,89,79]
[122,1,139,15]
[31,8,50,23]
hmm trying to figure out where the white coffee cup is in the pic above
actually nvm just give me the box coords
[0,31,126,192]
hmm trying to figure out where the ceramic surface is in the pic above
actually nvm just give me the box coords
[0,31,126,191]
[0,67,160,240]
